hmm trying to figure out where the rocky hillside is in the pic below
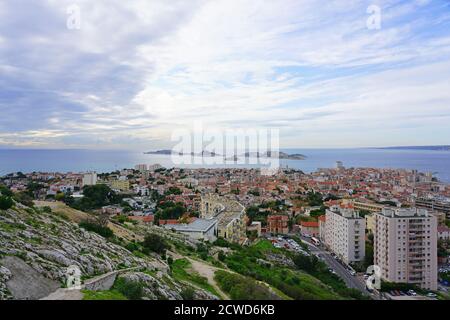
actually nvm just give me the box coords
[0,204,216,300]
[1,201,364,301]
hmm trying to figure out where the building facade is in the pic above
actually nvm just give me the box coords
[82,172,97,187]
[200,194,247,244]
[374,207,437,290]
[415,197,450,218]
[324,205,365,265]
[267,215,289,234]
[300,221,319,237]
[110,180,130,191]
[163,218,218,242]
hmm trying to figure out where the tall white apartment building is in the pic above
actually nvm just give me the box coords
[134,164,148,172]
[374,208,437,290]
[82,172,97,187]
[324,205,365,265]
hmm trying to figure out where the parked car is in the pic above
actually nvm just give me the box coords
[407,290,417,296]
[426,292,437,298]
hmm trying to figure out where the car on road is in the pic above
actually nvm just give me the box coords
[407,290,417,296]
[349,270,356,276]
[426,292,437,298]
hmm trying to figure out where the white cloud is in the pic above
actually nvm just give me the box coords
[1,0,450,149]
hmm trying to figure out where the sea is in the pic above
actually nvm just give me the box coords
[0,148,449,183]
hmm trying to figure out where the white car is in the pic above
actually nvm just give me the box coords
[407,290,417,296]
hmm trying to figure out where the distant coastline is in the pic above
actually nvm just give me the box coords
[375,145,450,151]
[1,148,450,183]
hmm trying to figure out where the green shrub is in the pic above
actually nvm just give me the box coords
[13,192,34,207]
[142,233,167,255]
[79,221,114,238]
[180,287,195,300]
[0,196,14,210]
[0,185,13,197]
[42,206,52,213]
[113,277,144,300]
[215,270,277,300]
[218,251,226,262]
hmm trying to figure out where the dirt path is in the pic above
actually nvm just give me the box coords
[186,258,230,300]
[41,288,83,300]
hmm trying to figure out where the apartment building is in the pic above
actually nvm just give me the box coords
[267,215,289,234]
[110,179,130,192]
[134,164,148,172]
[350,200,385,213]
[82,172,97,187]
[200,194,247,244]
[374,207,437,290]
[415,197,450,218]
[324,205,365,265]
[318,215,326,241]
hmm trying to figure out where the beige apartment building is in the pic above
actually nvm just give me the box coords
[324,205,365,265]
[374,208,437,290]
[82,172,97,187]
[110,179,130,192]
[200,194,247,244]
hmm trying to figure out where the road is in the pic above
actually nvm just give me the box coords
[297,236,381,299]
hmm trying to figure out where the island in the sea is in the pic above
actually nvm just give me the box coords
[145,150,306,160]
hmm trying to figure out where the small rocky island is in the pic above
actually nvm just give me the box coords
[145,150,306,160]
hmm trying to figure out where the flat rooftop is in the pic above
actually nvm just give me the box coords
[163,218,217,232]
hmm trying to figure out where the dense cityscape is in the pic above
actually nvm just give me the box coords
[1,161,449,300]
[1,0,450,314]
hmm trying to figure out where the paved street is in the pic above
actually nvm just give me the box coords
[297,236,381,299]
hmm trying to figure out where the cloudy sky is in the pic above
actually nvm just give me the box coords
[0,0,449,150]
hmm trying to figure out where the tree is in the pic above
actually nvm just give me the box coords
[55,192,65,202]
[71,184,120,211]
[306,191,323,206]
[0,185,13,197]
[218,251,226,262]
[0,196,13,210]
[165,187,182,195]
[142,233,167,255]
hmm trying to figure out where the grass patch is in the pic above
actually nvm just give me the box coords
[215,270,280,300]
[82,290,127,300]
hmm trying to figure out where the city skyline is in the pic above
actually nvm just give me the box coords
[1,0,450,150]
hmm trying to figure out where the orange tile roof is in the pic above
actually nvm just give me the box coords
[300,221,319,228]
[159,219,179,225]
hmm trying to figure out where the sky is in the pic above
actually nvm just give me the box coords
[0,0,450,150]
